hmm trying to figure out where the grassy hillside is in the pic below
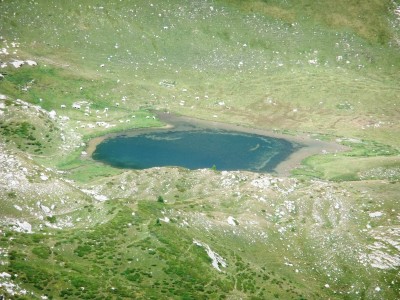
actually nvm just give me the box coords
[0,0,399,299]
[1,0,398,179]
[227,0,398,44]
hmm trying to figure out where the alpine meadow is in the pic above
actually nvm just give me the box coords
[0,1,400,299]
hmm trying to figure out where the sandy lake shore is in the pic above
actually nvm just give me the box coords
[86,111,348,177]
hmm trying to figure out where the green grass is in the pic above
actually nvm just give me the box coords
[293,139,400,181]
[225,0,397,44]
[0,0,399,299]
[1,0,399,151]
[60,160,124,183]
[295,155,400,182]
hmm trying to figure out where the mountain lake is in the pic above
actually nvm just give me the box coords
[92,128,298,173]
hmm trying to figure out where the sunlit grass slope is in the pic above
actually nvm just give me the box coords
[0,0,399,299]
[1,0,399,179]
[227,0,398,44]
[1,0,399,127]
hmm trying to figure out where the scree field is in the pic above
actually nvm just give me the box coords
[0,1,399,299]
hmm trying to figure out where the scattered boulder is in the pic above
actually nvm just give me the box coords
[227,216,238,226]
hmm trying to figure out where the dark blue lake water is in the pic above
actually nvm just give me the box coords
[92,129,296,172]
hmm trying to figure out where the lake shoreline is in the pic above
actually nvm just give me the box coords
[157,112,349,176]
[86,111,348,177]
